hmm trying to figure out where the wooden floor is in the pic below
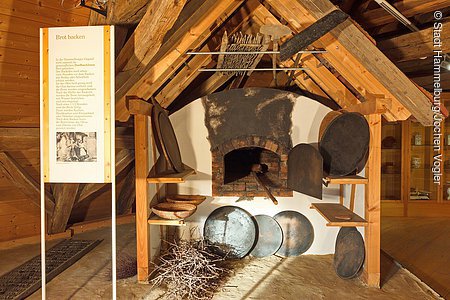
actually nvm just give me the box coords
[381,217,450,299]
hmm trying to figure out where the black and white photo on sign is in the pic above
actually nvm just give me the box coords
[56,132,97,162]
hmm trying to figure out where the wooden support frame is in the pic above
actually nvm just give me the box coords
[364,113,382,287]
[251,5,359,109]
[134,114,150,282]
[265,0,435,125]
[359,0,450,29]
[115,0,245,121]
[0,151,55,214]
[48,183,80,234]
[377,23,450,63]
[401,119,411,217]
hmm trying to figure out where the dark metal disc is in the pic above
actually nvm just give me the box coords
[287,143,323,199]
[151,99,184,172]
[274,211,314,257]
[250,215,283,258]
[334,227,365,279]
[204,206,257,259]
[319,112,370,176]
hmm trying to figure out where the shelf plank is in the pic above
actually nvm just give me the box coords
[148,213,186,226]
[311,203,368,227]
[147,164,196,183]
[324,175,368,185]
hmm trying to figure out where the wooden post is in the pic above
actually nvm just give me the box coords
[134,114,150,282]
[401,120,411,216]
[49,183,80,234]
[364,114,381,287]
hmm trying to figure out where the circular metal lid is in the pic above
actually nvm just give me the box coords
[334,227,365,279]
[250,215,283,258]
[151,100,184,172]
[319,112,370,176]
[203,206,257,259]
[274,211,314,257]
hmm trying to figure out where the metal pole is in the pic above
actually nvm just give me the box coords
[187,50,327,55]
[198,68,309,72]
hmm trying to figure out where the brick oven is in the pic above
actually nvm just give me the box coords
[203,88,295,197]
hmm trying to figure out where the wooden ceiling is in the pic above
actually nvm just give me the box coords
[90,0,450,126]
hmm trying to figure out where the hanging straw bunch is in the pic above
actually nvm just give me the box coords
[149,237,230,300]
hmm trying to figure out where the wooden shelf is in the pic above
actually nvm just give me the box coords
[311,203,368,227]
[148,214,186,226]
[323,175,368,185]
[147,164,196,183]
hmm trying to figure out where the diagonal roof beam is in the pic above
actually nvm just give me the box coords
[359,0,449,29]
[115,0,245,121]
[252,4,359,108]
[155,0,261,109]
[378,22,450,63]
[265,0,436,125]
[115,0,187,73]
[0,151,55,215]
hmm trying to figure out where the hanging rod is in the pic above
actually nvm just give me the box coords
[187,50,327,55]
[198,68,309,72]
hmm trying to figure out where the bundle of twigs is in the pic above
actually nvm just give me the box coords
[149,237,230,300]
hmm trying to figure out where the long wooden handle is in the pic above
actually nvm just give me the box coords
[251,171,278,205]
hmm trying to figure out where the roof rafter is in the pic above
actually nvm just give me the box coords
[251,5,359,108]
[359,0,449,29]
[378,22,450,62]
[155,0,261,108]
[115,0,245,121]
[265,0,437,124]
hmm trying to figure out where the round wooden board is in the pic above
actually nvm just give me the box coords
[334,227,365,279]
[274,211,314,257]
[250,215,283,258]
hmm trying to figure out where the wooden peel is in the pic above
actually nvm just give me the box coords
[251,170,278,205]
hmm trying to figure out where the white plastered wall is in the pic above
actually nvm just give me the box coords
[166,95,365,254]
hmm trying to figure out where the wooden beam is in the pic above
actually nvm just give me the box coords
[360,0,449,29]
[340,0,358,14]
[78,148,134,203]
[0,128,39,151]
[353,0,373,14]
[115,0,187,73]
[401,119,411,217]
[182,73,233,105]
[106,0,150,25]
[155,0,260,108]
[48,183,80,234]
[127,98,153,116]
[345,97,392,115]
[266,0,433,125]
[378,23,450,62]
[88,0,150,26]
[117,167,136,215]
[115,0,244,121]
[364,113,382,287]
[0,152,54,214]
[252,5,359,108]
[134,114,150,282]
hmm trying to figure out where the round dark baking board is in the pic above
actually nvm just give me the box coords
[319,112,370,176]
[151,100,184,172]
[203,206,256,259]
[274,211,314,257]
[250,215,283,258]
[334,227,365,279]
